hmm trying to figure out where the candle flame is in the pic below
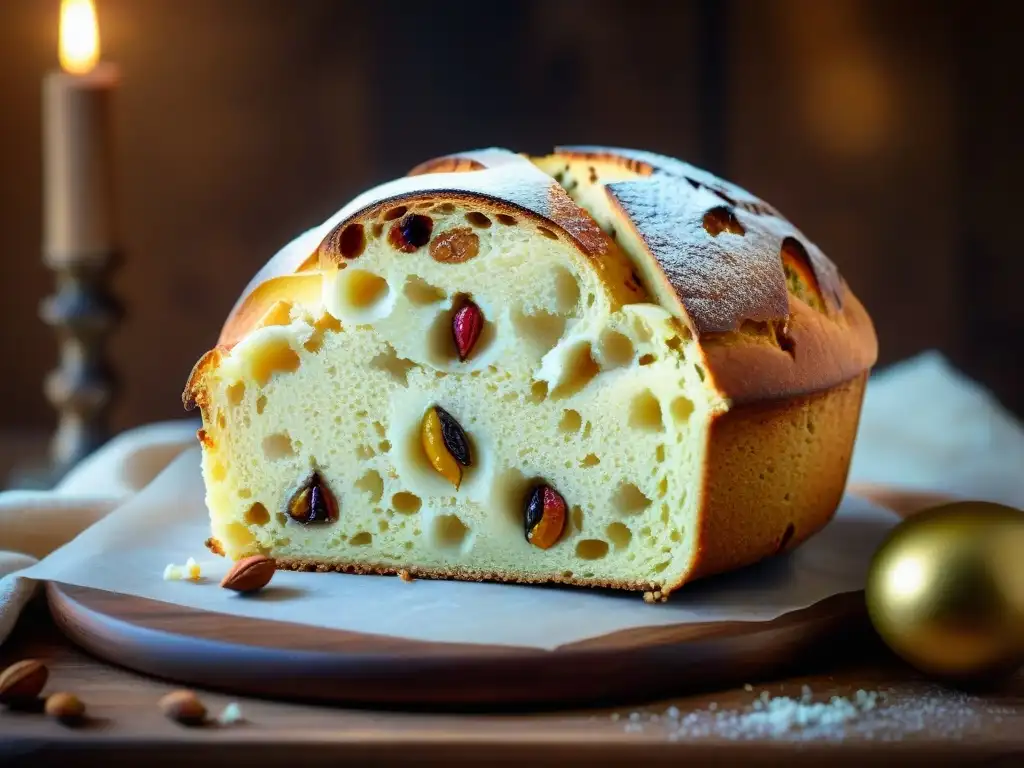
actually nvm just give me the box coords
[59,0,100,75]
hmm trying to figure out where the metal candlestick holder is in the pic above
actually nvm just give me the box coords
[39,249,121,482]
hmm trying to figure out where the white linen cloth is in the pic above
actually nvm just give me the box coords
[0,352,1021,647]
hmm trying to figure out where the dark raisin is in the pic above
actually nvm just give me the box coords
[435,406,471,466]
[524,486,545,534]
[287,473,338,524]
[388,214,433,252]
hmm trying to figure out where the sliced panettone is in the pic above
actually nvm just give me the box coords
[184,147,876,597]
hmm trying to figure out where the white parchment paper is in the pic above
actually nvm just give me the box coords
[20,447,897,650]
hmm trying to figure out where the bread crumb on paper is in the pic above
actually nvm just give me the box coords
[163,558,202,581]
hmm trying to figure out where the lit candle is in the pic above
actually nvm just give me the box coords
[41,0,121,474]
[44,0,119,265]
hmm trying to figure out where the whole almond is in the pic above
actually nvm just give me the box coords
[221,555,275,593]
[159,689,207,725]
[0,659,48,705]
[45,692,85,722]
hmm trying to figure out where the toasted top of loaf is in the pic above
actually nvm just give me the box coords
[186,146,876,411]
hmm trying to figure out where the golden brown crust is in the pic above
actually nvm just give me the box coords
[182,347,224,412]
[698,284,877,404]
[550,145,845,325]
[677,372,868,588]
[217,272,323,348]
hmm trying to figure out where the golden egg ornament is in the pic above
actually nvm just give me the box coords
[866,501,1024,680]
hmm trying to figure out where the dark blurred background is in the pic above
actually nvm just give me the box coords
[1,0,1022,448]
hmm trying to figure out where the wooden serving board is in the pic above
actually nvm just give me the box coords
[47,583,864,707]
[45,488,935,707]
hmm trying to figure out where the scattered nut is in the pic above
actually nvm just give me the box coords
[0,659,48,705]
[287,472,339,524]
[221,555,276,593]
[452,300,483,361]
[430,227,480,264]
[524,484,567,550]
[388,213,433,252]
[159,689,207,725]
[45,692,85,723]
[421,406,471,489]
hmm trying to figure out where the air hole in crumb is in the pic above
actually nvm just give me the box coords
[606,522,632,549]
[553,268,582,313]
[656,445,666,462]
[658,476,669,497]
[551,342,600,399]
[511,308,567,355]
[495,213,517,226]
[245,502,270,526]
[630,390,664,431]
[598,329,635,369]
[582,422,592,439]
[350,532,373,546]
[670,396,694,423]
[695,364,705,381]
[370,345,417,386]
[262,433,294,461]
[338,223,366,258]
[638,353,656,366]
[356,470,384,503]
[436,202,456,214]
[660,504,671,524]
[576,539,609,560]
[537,226,558,240]
[581,454,601,467]
[216,412,227,429]
[465,211,491,228]
[371,221,384,237]
[404,274,446,305]
[379,439,391,452]
[249,340,301,386]
[561,570,573,578]
[378,519,390,533]
[392,492,422,515]
[341,270,390,311]
[559,409,582,433]
[702,206,746,237]
[432,514,469,549]
[613,482,652,515]
[571,506,584,532]
[210,462,227,482]
[653,560,671,573]
[226,382,245,405]
[807,418,816,434]
[382,205,407,221]
[238,488,252,499]
[255,395,267,415]
[586,293,595,308]
[528,380,549,403]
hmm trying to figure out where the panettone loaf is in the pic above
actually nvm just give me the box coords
[184,147,876,598]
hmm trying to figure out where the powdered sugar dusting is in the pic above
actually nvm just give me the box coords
[611,683,1020,742]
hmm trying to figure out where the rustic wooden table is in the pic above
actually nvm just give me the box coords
[0,595,1021,766]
